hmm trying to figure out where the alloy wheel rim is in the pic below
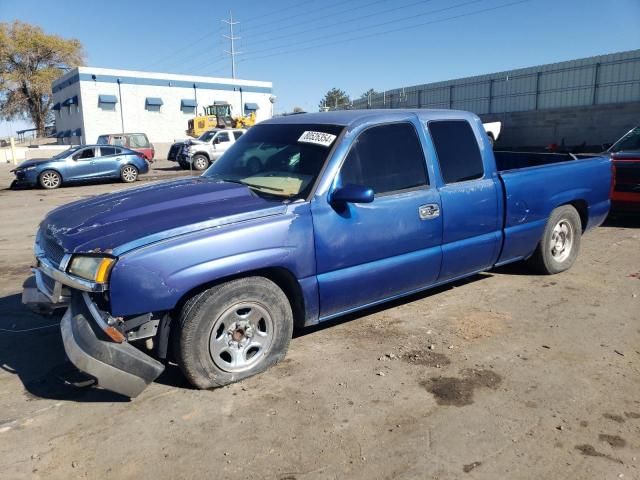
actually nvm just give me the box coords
[209,302,274,373]
[195,158,207,170]
[42,172,60,188]
[550,219,573,262]
[122,166,137,182]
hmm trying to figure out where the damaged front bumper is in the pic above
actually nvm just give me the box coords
[23,263,165,398]
[61,292,164,398]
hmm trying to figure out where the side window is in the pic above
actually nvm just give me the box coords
[100,146,117,156]
[233,131,244,140]
[112,136,126,147]
[428,120,484,184]
[129,134,149,148]
[340,123,428,195]
[216,132,230,143]
[73,148,95,161]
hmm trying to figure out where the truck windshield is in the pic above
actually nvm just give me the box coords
[609,126,640,153]
[198,131,216,142]
[203,123,344,199]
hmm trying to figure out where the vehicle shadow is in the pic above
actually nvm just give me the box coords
[0,292,129,402]
[601,214,640,228]
[293,272,494,338]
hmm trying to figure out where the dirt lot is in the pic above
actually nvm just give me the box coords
[0,163,639,480]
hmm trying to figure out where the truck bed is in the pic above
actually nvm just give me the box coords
[495,153,611,265]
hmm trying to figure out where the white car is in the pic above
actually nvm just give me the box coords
[170,129,246,171]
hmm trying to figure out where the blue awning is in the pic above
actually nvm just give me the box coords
[63,130,72,138]
[244,102,259,111]
[73,128,82,136]
[52,102,61,111]
[98,94,118,104]
[62,96,78,106]
[56,131,65,138]
[181,99,197,108]
[145,97,163,106]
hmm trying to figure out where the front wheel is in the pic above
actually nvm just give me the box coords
[120,165,138,183]
[39,170,62,189]
[192,154,209,171]
[527,205,582,274]
[174,277,293,389]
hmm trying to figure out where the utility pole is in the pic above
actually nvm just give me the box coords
[222,11,241,79]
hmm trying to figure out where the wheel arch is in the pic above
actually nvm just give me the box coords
[172,266,306,331]
[562,199,588,232]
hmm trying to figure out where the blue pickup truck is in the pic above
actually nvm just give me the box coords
[24,110,611,398]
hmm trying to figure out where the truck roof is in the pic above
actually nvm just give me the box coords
[264,109,479,127]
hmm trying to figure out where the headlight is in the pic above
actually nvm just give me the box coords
[67,255,115,283]
[23,166,36,171]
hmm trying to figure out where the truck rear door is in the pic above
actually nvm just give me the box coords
[426,119,502,281]
[312,121,442,320]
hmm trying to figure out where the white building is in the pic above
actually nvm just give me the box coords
[51,66,273,151]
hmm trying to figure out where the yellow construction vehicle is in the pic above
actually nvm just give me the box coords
[187,103,257,137]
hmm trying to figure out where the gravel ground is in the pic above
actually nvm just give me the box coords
[0,163,638,480]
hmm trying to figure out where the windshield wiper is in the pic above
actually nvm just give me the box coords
[221,178,294,198]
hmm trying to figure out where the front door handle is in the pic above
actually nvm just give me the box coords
[419,204,440,220]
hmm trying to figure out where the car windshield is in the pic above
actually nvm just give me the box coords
[609,127,640,153]
[202,123,344,199]
[52,146,82,159]
[199,131,216,142]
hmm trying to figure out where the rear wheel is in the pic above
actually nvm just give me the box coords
[120,165,138,183]
[39,170,61,189]
[174,277,293,389]
[192,154,209,171]
[527,205,581,274]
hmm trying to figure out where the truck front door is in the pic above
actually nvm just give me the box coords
[312,121,443,320]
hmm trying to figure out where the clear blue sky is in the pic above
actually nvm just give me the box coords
[2,0,639,136]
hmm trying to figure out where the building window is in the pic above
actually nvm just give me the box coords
[181,99,197,114]
[98,94,118,111]
[145,97,163,112]
[244,102,259,115]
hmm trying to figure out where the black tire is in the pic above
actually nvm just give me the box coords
[192,154,209,171]
[527,205,582,275]
[38,170,62,189]
[120,165,138,183]
[174,276,293,389]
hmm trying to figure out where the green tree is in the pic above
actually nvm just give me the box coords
[0,21,84,136]
[360,88,378,99]
[319,88,350,110]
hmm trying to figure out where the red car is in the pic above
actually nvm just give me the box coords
[607,126,640,213]
[97,133,155,162]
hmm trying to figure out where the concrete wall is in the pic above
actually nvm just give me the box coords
[483,101,640,149]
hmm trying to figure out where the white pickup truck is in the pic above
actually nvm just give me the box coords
[167,128,246,171]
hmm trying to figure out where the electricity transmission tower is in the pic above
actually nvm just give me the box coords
[222,11,241,79]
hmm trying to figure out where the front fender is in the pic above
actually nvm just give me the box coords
[108,203,315,317]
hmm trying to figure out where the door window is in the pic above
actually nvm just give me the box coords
[216,132,231,144]
[339,122,428,195]
[428,120,484,184]
[233,131,244,140]
[100,146,117,156]
[73,148,96,161]
[128,134,149,148]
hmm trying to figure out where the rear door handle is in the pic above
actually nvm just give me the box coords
[419,204,440,220]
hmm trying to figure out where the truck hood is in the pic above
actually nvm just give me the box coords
[42,177,286,255]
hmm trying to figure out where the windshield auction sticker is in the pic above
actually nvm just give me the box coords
[298,131,337,147]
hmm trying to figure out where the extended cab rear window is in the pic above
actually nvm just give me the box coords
[428,120,484,184]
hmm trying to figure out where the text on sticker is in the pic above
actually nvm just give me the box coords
[298,131,337,147]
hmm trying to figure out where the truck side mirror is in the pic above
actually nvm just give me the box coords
[330,184,374,206]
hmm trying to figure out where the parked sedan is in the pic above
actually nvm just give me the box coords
[10,145,149,189]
